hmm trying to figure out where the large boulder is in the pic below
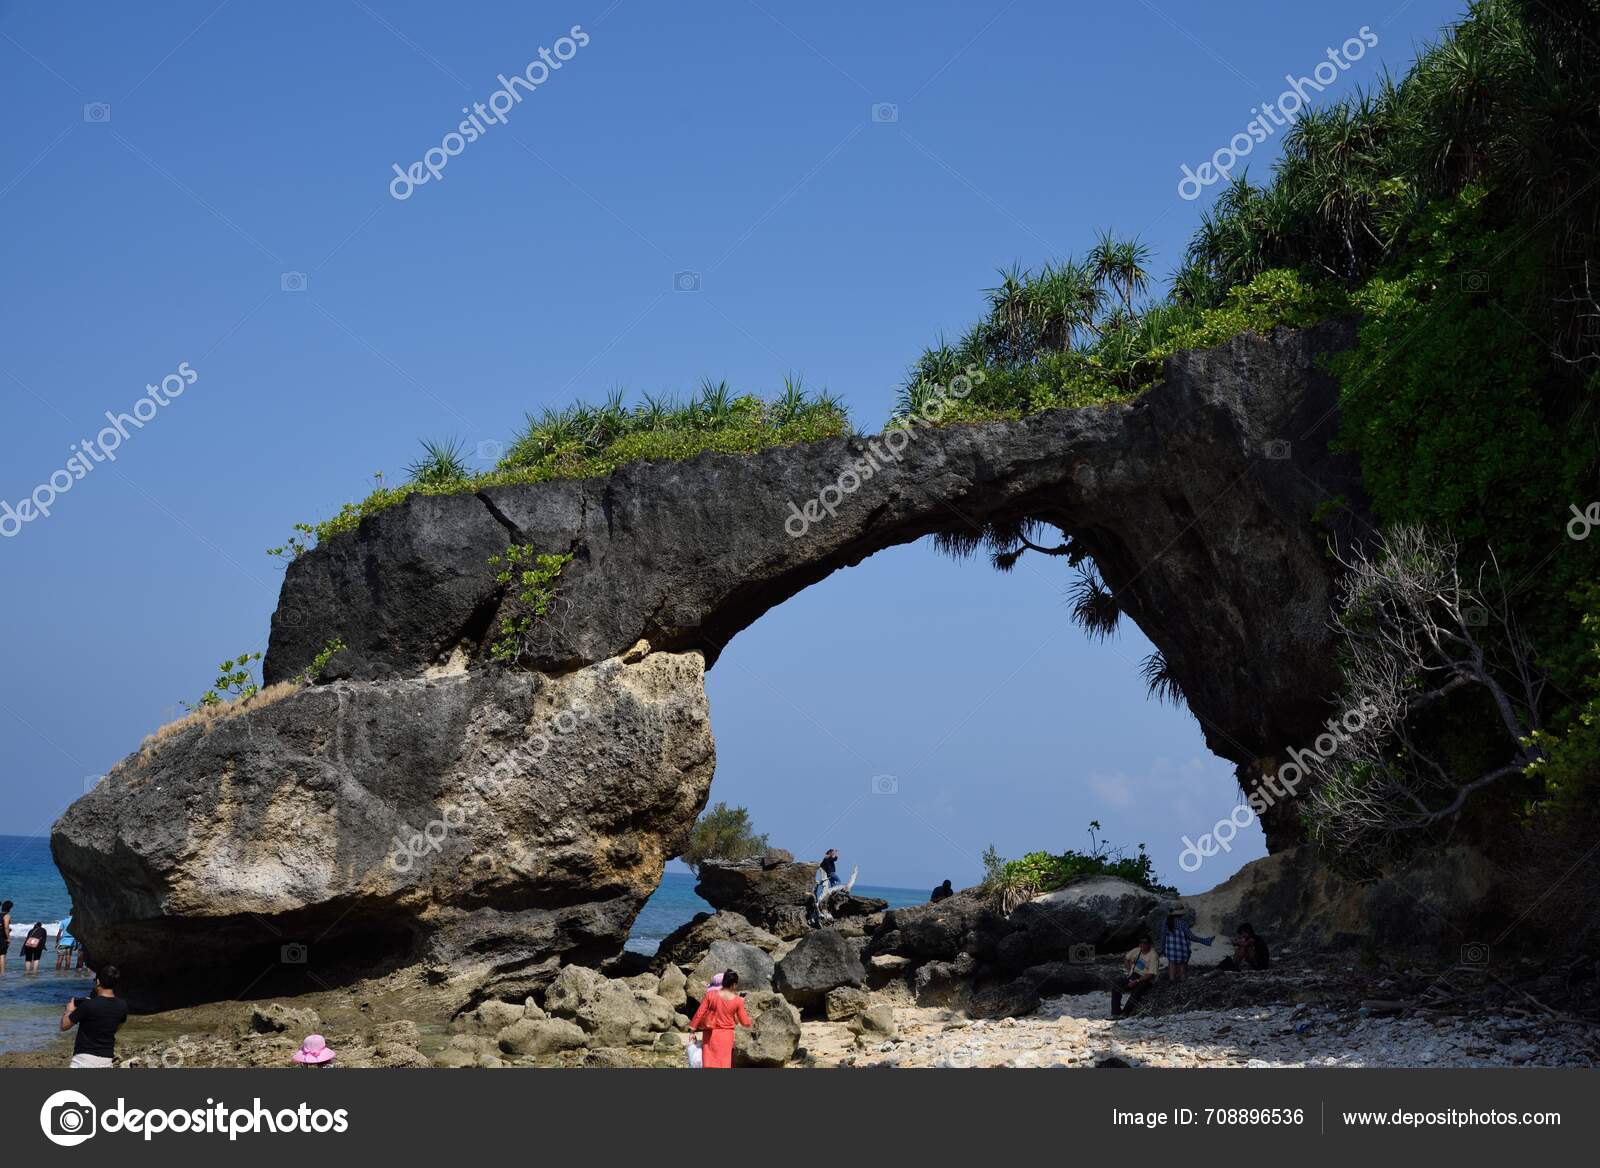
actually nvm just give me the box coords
[52,651,714,1008]
[693,858,817,933]
[543,964,677,1047]
[652,910,782,970]
[733,991,802,1067]
[1001,876,1164,969]
[775,928,866,1008]
[497,1017,588,1058]
[688,940,775,1000]
[870,892,999,961]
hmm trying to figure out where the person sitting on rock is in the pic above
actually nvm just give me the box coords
[1216,923,1270,971]
[688,968,752,1068]
[1160,910,1213,981]
[1110,934,1163,1018]
[930,879,953,903]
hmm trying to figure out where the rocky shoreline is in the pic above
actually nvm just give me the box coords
[8,854,1595,1070]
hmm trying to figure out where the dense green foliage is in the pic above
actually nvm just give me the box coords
[981,823,1177,911]
[274,381,849,554]
[681,802,769,871]
[1171,0,1600,876]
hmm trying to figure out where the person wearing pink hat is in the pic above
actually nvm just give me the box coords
[292,1034,336,1067]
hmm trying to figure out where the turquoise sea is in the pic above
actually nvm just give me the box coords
[0,836,924,1055]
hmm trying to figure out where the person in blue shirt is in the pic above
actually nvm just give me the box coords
[56,915,83,971]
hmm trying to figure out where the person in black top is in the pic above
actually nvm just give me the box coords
[21,922,48,973]
[930,879,954,903]
[1216,924,1271,971]
[60,965,129,1068]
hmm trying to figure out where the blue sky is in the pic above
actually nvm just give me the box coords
[0,0,1462,892]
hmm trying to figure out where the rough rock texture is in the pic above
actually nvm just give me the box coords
[687,939,776,999]
[265,323,1365,845]
[1185,845,1503,955]
[52,652,713,1006]
[775,928,867,1008]
[651,910,782,971]
[732,991,802,1067]
[542,965,677,1047]
[692,858,819,933]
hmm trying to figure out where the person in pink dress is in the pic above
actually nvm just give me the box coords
[688,969,752,1068]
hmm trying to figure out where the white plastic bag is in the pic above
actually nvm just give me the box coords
[686,1038,703,1069]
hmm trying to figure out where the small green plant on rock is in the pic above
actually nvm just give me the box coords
[186,651,262,711]
[488,545,574,663]
[298,637,348,684]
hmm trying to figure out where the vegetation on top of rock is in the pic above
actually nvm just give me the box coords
[270,380,850,557]
[981,822,1177,912]
[681,802,769,872]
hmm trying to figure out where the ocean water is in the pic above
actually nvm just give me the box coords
[0,835,81,1056]
[0,837,926,1054]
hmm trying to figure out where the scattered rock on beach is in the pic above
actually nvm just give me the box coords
[734,991,802,1067]
[825,986,872,1021]
[497,1017,588,1058]
[245,1003,321,1036]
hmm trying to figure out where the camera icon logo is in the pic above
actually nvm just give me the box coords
[1464,606,1489,628]
[871,102,898,123]
[82,103,111,124]
[1068,942,1096,964]
[475,439,504,464]
[40,1090,97,1147]
[870,774,898,796]
[1263,439,1291,460]
[673,270,701,292]
[82,774,104,794]
[1460,941,1490,967]
[280,271,308,293]
[280,942,308,964]
[1461,271,1490,293]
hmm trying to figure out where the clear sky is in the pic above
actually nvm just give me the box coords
[0,0,1463,892]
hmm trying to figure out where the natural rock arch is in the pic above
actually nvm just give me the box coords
[54,322,1366,1006]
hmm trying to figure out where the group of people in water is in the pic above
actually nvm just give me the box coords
[1109,913,1270,1017]
[0,900,86,976]
[3,897,125,1068]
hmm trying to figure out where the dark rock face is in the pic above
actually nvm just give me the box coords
[51,652,713,1007]
[650,910,782,971]
[266,323,1365,846]
[692,858,819,932]
[774,928,867,1008]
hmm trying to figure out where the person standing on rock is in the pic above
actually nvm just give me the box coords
[60,965,129,1068]
[688,968,752,1068]
[1160,910,1213,981]
[930,879,953,903]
